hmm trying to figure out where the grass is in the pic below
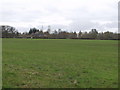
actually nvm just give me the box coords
[2,39,118,88]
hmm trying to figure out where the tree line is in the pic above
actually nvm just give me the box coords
[0,25,119,40]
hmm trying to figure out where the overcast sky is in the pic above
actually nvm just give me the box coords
[0,0,119,33]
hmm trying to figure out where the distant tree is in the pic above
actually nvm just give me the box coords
[51,30,58,39]
[97,32,104,40]
[47,25,51,34]
[78,31,82,38]
[103,31,114,40]
[29,29,33,34]
[68,32,73,39]
[118,33,120,40]
[97,31,119,40]
[112,33,118,40]
[29,28,39,34]
[1,25,19,38]
[44,31,50,38]
[73,31,77,38]
[39,30,44,38]
[1,25,119,40]
[58,29,62,33]
[68,31,77,39]
[81,32,89,39]
[58,31,68,39]
[58,29,62,38]
[89,29,98,39]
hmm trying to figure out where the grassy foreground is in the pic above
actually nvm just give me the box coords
[2,39,118,88]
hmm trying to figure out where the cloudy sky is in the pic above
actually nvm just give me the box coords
[0,0,119,33]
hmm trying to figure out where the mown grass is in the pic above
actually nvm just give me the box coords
[2,39,118,88]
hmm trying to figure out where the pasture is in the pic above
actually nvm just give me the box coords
[2,39,118,88]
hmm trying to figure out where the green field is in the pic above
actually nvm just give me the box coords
[2,39,118,88]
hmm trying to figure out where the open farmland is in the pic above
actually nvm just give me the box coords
[2,39,118,88]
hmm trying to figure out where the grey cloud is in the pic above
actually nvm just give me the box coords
[105,21,118,28]
[0,0,118,33]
